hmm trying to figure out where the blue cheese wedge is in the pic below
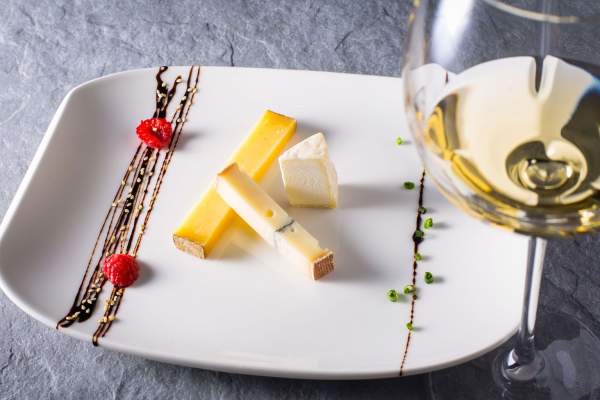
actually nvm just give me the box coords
[278,133,338,208]
[215,163,334,280]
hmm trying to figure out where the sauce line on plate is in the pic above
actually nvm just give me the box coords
[57,65,201,345]
[399,170,426,376]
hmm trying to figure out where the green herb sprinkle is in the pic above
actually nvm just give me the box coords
[424,217,433,229]
[424,272,434,284]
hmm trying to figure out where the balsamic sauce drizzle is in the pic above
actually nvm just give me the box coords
[399,170,426,376]
[57,65,201,345]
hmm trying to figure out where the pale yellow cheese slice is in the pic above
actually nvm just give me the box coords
[215,163,334,280]
[173,110,296,258]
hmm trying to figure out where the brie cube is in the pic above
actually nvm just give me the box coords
[215,163,334,280]
[278,133,338,208]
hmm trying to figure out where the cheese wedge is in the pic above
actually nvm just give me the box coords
[279,133,338,208]
[173,110,296,258]
[215,163,334,280]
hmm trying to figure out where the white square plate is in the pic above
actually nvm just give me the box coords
[0,66,526,379]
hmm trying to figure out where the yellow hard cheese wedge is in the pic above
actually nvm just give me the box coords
[173,110,296,258]
[215,163,334,280]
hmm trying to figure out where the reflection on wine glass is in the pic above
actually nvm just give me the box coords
[402,0,600,398]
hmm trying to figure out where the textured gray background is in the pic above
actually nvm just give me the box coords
[1,1,599,399]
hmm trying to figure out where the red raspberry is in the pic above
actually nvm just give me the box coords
[136,118,172,149]
[102,254,139,288]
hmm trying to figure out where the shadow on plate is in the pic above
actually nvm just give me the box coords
[176,130,203,151]
[339,183,406,209]
[136,260,156,286]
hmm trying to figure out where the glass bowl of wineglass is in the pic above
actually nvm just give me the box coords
[402,0,600,398]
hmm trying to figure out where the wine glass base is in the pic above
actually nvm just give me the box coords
[427,307,600,400]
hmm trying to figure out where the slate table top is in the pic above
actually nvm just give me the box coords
[1,1,599,399]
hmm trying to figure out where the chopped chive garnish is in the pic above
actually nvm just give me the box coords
[423,217,433,229]
[424,272,434,284]
[403,181,415,190]
[387,289,400,302]
[396,137,404,145]
[414,230,424,239]
[406,322,414,331]
[403,284,415,294]
[415,252,423,261]
[418,206,427,214]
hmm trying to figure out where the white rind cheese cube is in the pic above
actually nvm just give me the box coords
[278,133,338,208]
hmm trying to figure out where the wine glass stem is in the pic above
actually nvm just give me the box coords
[502,236,547,382]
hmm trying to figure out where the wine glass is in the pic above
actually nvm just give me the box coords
[402,0,600,398]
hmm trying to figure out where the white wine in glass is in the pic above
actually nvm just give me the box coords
[402,1,600,398]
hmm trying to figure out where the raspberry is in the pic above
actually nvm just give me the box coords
[102,254,139,288]
[136,118,173,149]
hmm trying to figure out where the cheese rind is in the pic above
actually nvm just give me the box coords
[279,133,338,208]
[173,110,296,257]
[215,163,335,280]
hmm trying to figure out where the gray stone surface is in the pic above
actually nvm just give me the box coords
[0,1,599,399]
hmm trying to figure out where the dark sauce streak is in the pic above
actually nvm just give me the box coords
[56,146,142,328]
[133,65,201,255]
[153,66,169,118]
[92,286,121,344]
[57,66,201,345]
[102,146,142,257]
[399,170,426,377]
[125,149,160,252]
[94,66,200,344]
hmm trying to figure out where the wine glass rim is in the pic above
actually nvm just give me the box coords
[482,0,600,23]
